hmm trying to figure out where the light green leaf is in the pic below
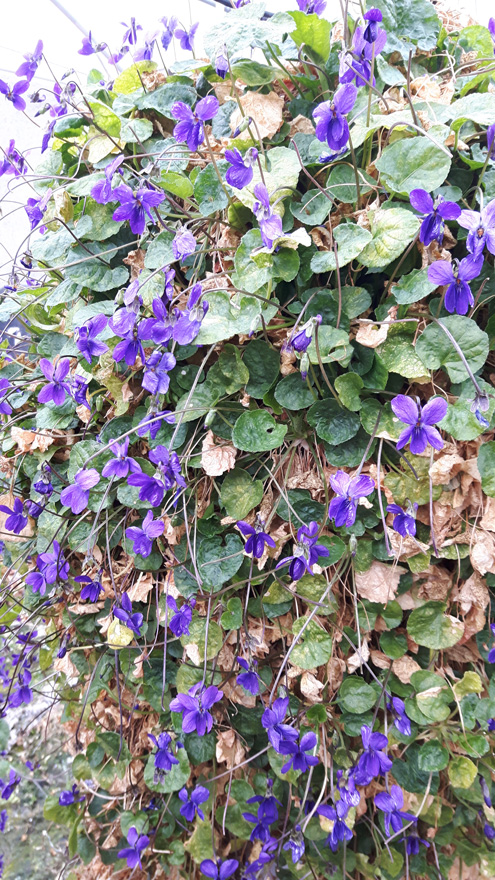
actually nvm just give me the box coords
[220,468,264,519]
[335,373,364,411]
[195,290,278,345]
[392,267,437,304]
[288,11,332,62]
[181,617,223,661]
[448,756,478,789]
[291,618,332,669]
[375,138,451,195]
[232,410,287,452]
[204,2,296,58]
[113,61,157,94]
[407,601,464,649]
[377,325,427,378]
[359,207,419,269]
[235,146,301,212]
[477,441,495,496]
[338,677,377,713]
[371,0,441,59]
[310,224,372,272]
[194,161,229,216]
[416,316,489,383]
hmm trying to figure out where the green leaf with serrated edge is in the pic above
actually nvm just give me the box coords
[417,740,449,772]
[288,11,332,62]
[232,410,287,452]
[307,399,360,444]
[338,678,377,713]
[407,601,464,649]
[290,618,332,669]
[377,326,427,378]
[335,372,364,411]
[221,597,243,630]
[448,756,478,789]
[359,207,419,269]
[416,316,489,383]
[375,138,451,195]
[113,61,157,94]
[220,468,264,519]
[274,374,315,410]
[196,533,244,589]
[307,325,352,366]
[195,290,278,345]
[310,224,372,272]
[392,267,437,304]
[244,339,280,398]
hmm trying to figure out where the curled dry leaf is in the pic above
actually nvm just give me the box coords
[201,430,237,476]
[346,637,370,674]
[455,571,489,640]
[11,426,54,453]
[470,531,495,576]
[300,671,324,703]
[354,322,389,348]
[127,571,154,602]
[392,654,422,684]
[355,560,406,605]
[230,90,284,141]
[215,728,246,769]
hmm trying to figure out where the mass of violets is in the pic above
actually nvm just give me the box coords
[2,1,495,878]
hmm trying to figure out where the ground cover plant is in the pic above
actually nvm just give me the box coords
[3,2,495,878]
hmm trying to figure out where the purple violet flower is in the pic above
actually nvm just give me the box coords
[118,826,149,870]
[91,154,124,204]
[276,521,329,581]
[391,395,448,455]
[374,785,416,836]
[112,184,165,235]
[169,681,223,736]
[173,226,196,261]
[172,96,219,151]
[137,407,175,440]
[328,471,375,528]
[428,254,482,314]
[237,518,275,559]
[279,731,319,774]
[76,314,109,363]
[289,314,322,353]
[387,502,418,538]
[78,33,107,55]
[161,17,178,51]
[0,771,21,800]
[71,375,90,410]
[402,831,430,855]
[487,623,495,663]
[318,801,353,852]
[110,313,147,366]
[487,123,495,161]
[253,184,283,248]
[59,784,84,806]
[313,84,357,152]
[175,23,199,52]
[25,540,69,596]
[60,468,100,514]
[9,668,32,708]
[225,147,258,189]
[166,596,196,637]
[480,776,492,808]
[173,283,208,345]
[0,810,7,832]
[387,695,412,736]
[458,200,495,259]
[113,592,144,636]
[0,498,28,535]
[126,511,165,558]
[0,79,30,112]
[37,357,71,406]
[200,859,238,880]
[148,732,179,782]
[0,139,27,177]
[142,351,176,395]
[363,7,383,43]
[215,53,229,79]
[409,189,461,246]
[102,438,140,480]
[121,18,142,45]
[16,41,43,80]
[261,696,299,751]
[25,189,51,232]
[236,658,260,695]
[283,825,305,862]
[75,573,104,603]
[179,785,210,822]
[354,724,393,785]
[296,0,326,13]
[0,379,12,416]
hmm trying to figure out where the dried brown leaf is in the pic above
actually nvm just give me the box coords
[355,560,406,605]
[231,91,284,141]
[201,430,237,476]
